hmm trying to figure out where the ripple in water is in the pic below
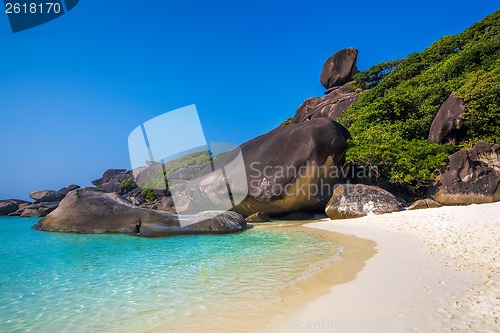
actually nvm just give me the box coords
[0,217,339,332]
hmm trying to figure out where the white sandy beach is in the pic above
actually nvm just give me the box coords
[263,202,500,333]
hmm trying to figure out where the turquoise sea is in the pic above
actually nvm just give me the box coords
[0,217,339,332]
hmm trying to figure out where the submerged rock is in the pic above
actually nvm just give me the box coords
[434,141,500,205]
[325,184,401,219]
[33,188,246,237]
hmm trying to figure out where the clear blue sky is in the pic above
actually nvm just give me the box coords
[0,1,497,200]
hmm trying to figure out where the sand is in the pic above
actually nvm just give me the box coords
[263,202,500,333]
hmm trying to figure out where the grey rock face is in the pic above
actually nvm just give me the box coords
[325,184,401,219]
[434,141,500,205]
[428,93,466,144]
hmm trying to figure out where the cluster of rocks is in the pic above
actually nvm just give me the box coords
[3,48,499,234]
[0,185,80,218]
[90,168,176,212]
[34,188,246,237]
[293,48,362,123]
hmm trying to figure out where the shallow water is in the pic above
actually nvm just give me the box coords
[0,217,339,332]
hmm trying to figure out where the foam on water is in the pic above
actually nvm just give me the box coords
[0,217,339,332]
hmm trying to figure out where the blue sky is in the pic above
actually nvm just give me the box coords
[0,1,498,200]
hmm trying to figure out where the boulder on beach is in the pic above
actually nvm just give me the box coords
[325,184,401,219]
[408,199,442,210]
[320,48,359,90]
[434,141,500,205]
[185,118,351,217]
[33,188,247,237]
[428,93,466,145]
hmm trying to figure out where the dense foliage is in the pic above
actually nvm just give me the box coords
[120,180,137,192]
[339,10,500,191]
[138,151,214,190]
[141,188,156,202]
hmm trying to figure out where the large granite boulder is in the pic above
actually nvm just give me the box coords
[293,83,360,123]
[428,93,466,144]
[434,141,500,205]
[185,118,351,216]
[320,48,359,90]
[325,184,401,219]
[29,190,65,203]
[33,188,247,237]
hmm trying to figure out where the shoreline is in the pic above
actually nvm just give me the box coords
[148,224,377,333]
[262,202,500,333]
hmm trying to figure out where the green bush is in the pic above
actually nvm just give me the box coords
[353,60,403,89]
[120,179,137,192]
[141,188,156,202]
[337,10,500,192]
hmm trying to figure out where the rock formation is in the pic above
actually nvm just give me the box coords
[293,83,360,122]
[434,141,500,205]
[34,188,247,237]
[0,200,26,216]
[428,93,466,144]
[325,184,401,219]
[293,48,363,124]
[29,190,65,203]
[320,48,359,90]
[186,118,351,217]
[407,199,442,210]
